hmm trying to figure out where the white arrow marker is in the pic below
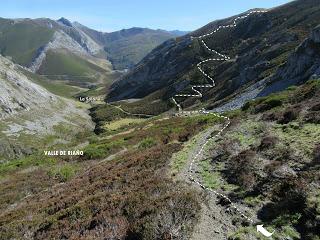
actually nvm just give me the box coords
[257,225,275,237]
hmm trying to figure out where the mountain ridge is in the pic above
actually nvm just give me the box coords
[107,0,320,113]
[74,22,185,69]
[0,17,184,77]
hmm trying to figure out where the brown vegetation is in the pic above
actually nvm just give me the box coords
[0,114,221,239]
[226,150,258,190]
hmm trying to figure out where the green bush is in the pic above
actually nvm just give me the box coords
[83,139,126,159]
[254,96,284,113]
[83,146,106,159]
[0,154,56,177]
[265,97,283,108]
[138,137,157,149]
[241,101,253,111]
[48,164,77,182]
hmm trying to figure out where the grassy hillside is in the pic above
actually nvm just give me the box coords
[38,50,113,87]
[39,50,101,77]
[0,18,54,66]
[22,69,86,98]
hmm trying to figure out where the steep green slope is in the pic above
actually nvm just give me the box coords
[107,0,320,111]
[206,80,320,239]
[0,18,116,90]
[0,18,54,65]
[37,49,121,89]
[38,50,102,79]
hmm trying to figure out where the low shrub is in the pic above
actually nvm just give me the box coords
[138,137,157,149]
[83,146,106,159]
[277,108,300,124]
[254,97,283,113]
[83,139,126,160]
[261,111,282,121]
[309,102,320,111]
[258,177,307,222]
[265,160,282,175]
[258,135,278,151]
[305,112,320,124]
[226,150,258,190]
[241,101,253,111]
[48,164,77,182]
[312,144,320,164]
[271,177,307,213]
[178,132,191,142]
[291,79,320,102]
[268,145,292,162]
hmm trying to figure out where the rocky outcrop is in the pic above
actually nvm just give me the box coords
[0,55,57,118]
[29,30,89,72]
[57,17,73,27]
[311,25,320,43]
[260,25,320,96]
[0,55,94,159]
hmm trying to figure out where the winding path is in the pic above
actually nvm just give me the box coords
[106,8,268,232]
[172,10,268,226]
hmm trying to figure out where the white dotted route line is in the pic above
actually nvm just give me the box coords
[191,10,268,39]
[172,10,268,225]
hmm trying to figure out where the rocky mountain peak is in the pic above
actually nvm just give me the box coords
[57,17,73,27]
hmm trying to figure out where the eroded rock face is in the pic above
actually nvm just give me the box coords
[311,25,320,43]
[29,30,91,72]
[0,56,57,118]
[259,25,320,96]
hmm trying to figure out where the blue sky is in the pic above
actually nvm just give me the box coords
[1,0,292,32]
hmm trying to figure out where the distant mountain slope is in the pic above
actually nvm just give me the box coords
[0,17,114,88]
[168,30,189,36]
[102,28,181,70]
[74,23,182,69]
[0,17,181,87]
[107,0,320,111]
[0,18,54,66]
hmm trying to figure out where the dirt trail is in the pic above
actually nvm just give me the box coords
[177,124,255,240]
[177,126,234,239]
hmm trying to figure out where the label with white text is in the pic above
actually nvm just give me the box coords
[44,150,84,156]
